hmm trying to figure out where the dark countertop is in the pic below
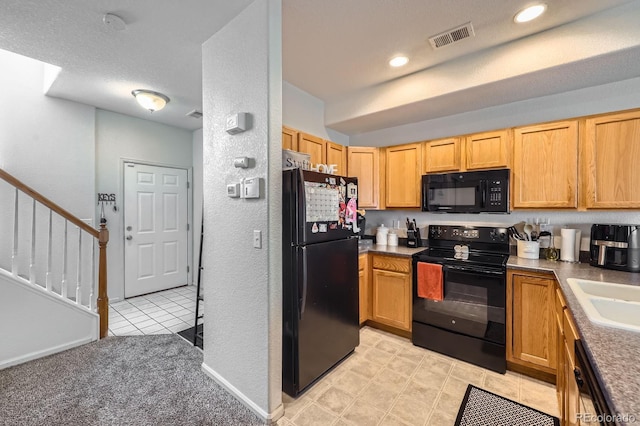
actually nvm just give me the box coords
[358,243,426,257]
[508,257,640,423]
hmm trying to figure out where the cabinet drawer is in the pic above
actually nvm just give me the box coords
[372,255,411,273]
[555,288,567,334]
[563,309,579,366]
[358,254,367,272]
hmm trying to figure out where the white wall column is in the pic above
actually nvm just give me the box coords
[201,0,283,421]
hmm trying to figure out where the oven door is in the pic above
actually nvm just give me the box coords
[422,174,484,213]
[413,263,505,344]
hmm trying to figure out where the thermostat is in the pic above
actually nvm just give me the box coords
[240,177,261,199]
[226,113,248,134]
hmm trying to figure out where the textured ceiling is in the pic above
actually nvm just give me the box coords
[0,0,638,133]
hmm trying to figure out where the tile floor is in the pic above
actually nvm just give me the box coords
[278,326,559,426]
[108,285,200,336]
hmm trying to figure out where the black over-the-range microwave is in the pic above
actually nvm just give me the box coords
[422,168,510,213]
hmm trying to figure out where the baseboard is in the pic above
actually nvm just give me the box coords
[201,362,284,423]
[0,336,96,370]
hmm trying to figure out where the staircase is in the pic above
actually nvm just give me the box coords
[0,169,109,369]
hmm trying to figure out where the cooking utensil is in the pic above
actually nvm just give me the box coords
[523,223,534,241]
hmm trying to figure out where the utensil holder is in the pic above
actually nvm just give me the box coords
[517,240,540,259]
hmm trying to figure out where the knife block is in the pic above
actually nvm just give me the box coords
[406,228,422,248]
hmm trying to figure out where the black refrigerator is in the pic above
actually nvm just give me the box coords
[282,168,360,397]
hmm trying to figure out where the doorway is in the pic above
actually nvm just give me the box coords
[124,162,189,298]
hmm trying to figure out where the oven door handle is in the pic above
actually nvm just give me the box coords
[443,264,505,276]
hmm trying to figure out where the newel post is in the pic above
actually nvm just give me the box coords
[97,218,109,338]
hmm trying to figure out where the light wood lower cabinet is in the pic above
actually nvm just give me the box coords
[358,254,369,325]
[371,255,412,332]
[556,285,580,426]
[507,270,557,375]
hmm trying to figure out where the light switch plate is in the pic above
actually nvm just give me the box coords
[253,230,262,249]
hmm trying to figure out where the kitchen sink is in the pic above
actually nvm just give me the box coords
[566,278,640,333]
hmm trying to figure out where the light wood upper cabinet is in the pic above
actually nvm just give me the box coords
[326,141,347,176]
[423,138,461,173]
[583,109,640,208]
[465,129,511,170]
[385,143,422,208]
[297,132,326,165]
[513,120,579,208]
[282,126,298,151]
[371,255,412,332]
[347,147,382,209]
[507,270,557,374]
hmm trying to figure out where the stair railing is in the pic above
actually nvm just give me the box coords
[0,168,109,338]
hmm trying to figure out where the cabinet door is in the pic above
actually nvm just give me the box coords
[298,132,326,165]
[358,254,369,325]
[347,147,381,209]
[282,126,298,151]
[385,143,422,208]
[508,272,557,372]
[513,120,578,208]
[423,138,461,173]
[371,268,411,331]
[466,129,511,170]
[564,341,580,426]
[583,110,640,208]
[326,141,347,177]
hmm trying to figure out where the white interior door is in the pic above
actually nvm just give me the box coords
[124,163,189,298]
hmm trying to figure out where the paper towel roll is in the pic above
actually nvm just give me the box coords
[561,228,576,262]
[574,230,582,261]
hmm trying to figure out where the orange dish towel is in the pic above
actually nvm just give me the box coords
[417,262,443,301]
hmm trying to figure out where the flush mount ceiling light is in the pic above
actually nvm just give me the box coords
[131,89,170,112]
[514,4,547,23]
[389,56,409,67]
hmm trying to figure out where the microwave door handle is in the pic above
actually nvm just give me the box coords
[480,180,487,208]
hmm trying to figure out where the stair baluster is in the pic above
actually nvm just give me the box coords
[12,188,18,276]
[29,199,36,284]
[46,210,53,291]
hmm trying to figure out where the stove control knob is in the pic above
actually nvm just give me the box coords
[500,232,506,240]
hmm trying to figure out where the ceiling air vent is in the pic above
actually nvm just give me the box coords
[428,22,475,49]
[186,109,203,119]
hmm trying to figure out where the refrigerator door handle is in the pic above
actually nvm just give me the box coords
[300,246,308,319]
[296,168,306,244]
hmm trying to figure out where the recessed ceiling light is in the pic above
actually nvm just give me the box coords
[389,56,409,67]
[514,4,546,23]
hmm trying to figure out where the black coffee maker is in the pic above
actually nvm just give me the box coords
[590,224,640,272]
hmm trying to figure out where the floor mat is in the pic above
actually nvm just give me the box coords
[178,324,203,349]
[455,384,560,426]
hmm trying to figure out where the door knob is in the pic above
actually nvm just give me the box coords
[126,235,133,240]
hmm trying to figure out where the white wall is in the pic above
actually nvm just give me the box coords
[0,50,96,217]
[283,81,349,145]
[95,110,193,302]
[350,76,640,147]
[201,0,283,421]
[192,128,203,278]
[0,49,95,293]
